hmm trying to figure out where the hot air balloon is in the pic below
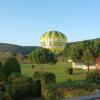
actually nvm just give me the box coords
[40,31,67,54]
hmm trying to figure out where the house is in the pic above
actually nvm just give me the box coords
[68,59,96,70]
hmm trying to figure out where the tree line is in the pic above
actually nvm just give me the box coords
[61,38,100,71]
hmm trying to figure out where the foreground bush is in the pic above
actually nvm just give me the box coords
[86,72,100,83]
[0,61,4,80]
[8,76,34,100]
[3,57,21,78]
[33,71,56,84]
[43,84,61,100]
[67,68,73,75]
[33,71,62,100]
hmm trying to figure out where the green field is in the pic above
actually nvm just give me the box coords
[21,62,87,83]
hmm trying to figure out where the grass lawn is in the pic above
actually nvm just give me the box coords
[21,61,87,83]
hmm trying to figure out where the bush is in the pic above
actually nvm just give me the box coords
[43,84,61,100]
[8,76,34,100]
[0,94,3,100]
[0,92,12,100]
[3,92,13,100]
[0,61,5,80]
[33,80,41,97]
[86,72,100,83]
[3,57,21,78]
[67,68,73,75]
[33,71,57,99]
[33,71,56,84]
[0,81,6,98]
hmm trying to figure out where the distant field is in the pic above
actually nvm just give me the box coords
[21,61,87,83]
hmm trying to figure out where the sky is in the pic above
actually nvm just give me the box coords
[0,0,100,46]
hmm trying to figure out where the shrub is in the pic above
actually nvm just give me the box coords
[3,92,13,100]
[33,71,57,99]
[67,68,73,75]
[43,84,61,100]
[0,92,12,100]
[86,72,100,83]
[0,61,5,80]
[33,80,41,97]
[0,81,5,95]
[0,94,3,100]
[33,71,56,84]
[3,57,21,78]
[8,76,34,100]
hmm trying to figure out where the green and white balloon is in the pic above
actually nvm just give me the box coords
[40,31,67,54]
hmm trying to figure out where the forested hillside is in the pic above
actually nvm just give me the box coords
[0,38,100,63]
[62,38,100,63]
[0,43,38,55]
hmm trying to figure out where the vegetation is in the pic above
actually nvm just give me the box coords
[3,57,21,78]
[0,61,4,80]
[62,38,100,61]
[67,68,73,75]
[82,48,94,72]
[62,38,100,71]
[33,71,61,100]
[0,43,38,62]
[28,48,57,65]
[0,43,38,55]
[8,76,34,100]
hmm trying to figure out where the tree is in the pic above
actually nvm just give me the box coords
[3,57,21,78]
[82,48,94,72]
[93,39,100,57]
[28,48,57,65]
[70,46,83,62]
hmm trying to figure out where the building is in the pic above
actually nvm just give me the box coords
[40,31,67,54]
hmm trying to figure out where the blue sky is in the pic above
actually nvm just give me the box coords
[0,0,100,46]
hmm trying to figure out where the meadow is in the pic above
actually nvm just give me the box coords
[21,61,87,84]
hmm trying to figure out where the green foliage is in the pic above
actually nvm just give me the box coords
[33,72,58,99]
[0,43,38,55]
[82,48,94,71]
[29,48,57,65]
[8,76,34,100]
[0,61,4,80]
[86,72,100,83]
[2,92,13,100]
[82,48,94,66]
[33,80,41,97]
[3,57,21,78]
[62,38,100,61]
[33,71,56,84]
[43,84,61,100]
[67,68,73,75]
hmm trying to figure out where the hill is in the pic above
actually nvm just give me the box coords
[0,43,39,56]
[0,38,99,58]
